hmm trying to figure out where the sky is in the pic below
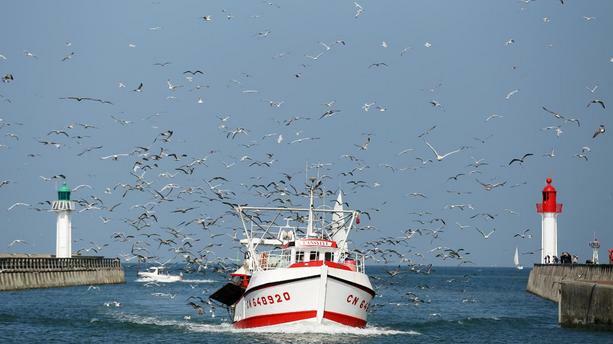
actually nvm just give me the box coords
[0,0,612,267]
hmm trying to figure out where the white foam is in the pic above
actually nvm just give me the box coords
[114,313,189,328]
[190,322,419,336]
[180,279,218,284]
[134,278,180,283]
[133,278,218,283]
[113,313,417,336]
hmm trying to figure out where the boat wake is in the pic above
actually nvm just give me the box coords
[134,278,218,283]
[180,279,218,284]
[134,278,179,283]
[112,313,417,336]
[193,322,420,336]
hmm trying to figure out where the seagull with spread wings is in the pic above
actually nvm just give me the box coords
[508,153,534,166]
[9,239,30,247]
[425,141,464,161]
[100,154,129,160]
[60,96,113,105]
[475,227,496,239]
[7,203,30,211]
[587,99,605,109]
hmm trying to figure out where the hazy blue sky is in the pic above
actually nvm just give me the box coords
[1,0,612,267]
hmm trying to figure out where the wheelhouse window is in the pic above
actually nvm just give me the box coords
[295,251,305,262]
[309,251,319,262]
[324,252,333,261]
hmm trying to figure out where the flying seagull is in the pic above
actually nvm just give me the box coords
[9,239,30,247]
[542,106,565,120]
[476,179,506,191]
[61,52,75,62]
[354,2,364,18]
[320,109,341,119]
[475,227,496,239]
[485,114,503,122]
[60,97,113,105]
[368,62,388,68]
[7,203,30,211]
[508,153,534,165]
[354,136,371,150]
[514,229,532,239]
[100,154,129,160]
[587,99,605,109]
[593,125,605,139]
[505,89,519,100]
[306,52,324,60]
[2,74,14,83]
[425,141,464,161]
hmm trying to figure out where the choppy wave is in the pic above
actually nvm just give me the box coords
[405,315,536,331]
[112,313,416,336]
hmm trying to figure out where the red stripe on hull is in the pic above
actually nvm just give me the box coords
[323,311,367,328]
[233,310,366,329]
[289,260,352,271]
[234,310,316,329]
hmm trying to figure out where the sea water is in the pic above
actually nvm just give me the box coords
[0,265,609,343]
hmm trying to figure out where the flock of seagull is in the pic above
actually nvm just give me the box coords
[0,1,610,316]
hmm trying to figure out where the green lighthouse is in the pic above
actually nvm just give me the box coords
[52,182,75,258]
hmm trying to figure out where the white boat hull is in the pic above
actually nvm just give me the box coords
[233,263,374,328]
[137,272,182,283]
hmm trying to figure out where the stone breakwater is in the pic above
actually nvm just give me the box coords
[0,256,125,291]
[527,264,613,302]
[559,281,613,330]
[527,264,613,331]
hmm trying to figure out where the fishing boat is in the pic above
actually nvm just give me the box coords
[137,266,183,282]
[210,178,374,329]
[514,247,523,270]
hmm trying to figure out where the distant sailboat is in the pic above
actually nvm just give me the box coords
[514,247,523,270]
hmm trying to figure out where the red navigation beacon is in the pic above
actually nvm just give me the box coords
[536,178,563,214]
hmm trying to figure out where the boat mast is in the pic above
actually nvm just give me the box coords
[306,177,316,238]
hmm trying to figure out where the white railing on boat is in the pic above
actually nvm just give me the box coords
[258,249,292,270]
[256,249,366,273]
[338,251,366,273]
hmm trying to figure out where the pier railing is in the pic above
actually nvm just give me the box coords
[0,257,122,273]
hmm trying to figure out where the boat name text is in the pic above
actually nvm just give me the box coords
[346,294,370,311]
[247,292,291,309]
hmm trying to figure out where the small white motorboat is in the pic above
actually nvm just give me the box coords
[137,266,183,283]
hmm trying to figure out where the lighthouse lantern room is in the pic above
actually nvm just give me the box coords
[52,183,75,258]
[536,178,563,264]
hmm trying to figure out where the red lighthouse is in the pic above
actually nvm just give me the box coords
[536,178,563,264]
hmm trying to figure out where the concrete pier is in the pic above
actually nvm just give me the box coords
[0,255,125,291]
[526,264,613,302]
[527,264,613,331]
[559,281,613,330]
